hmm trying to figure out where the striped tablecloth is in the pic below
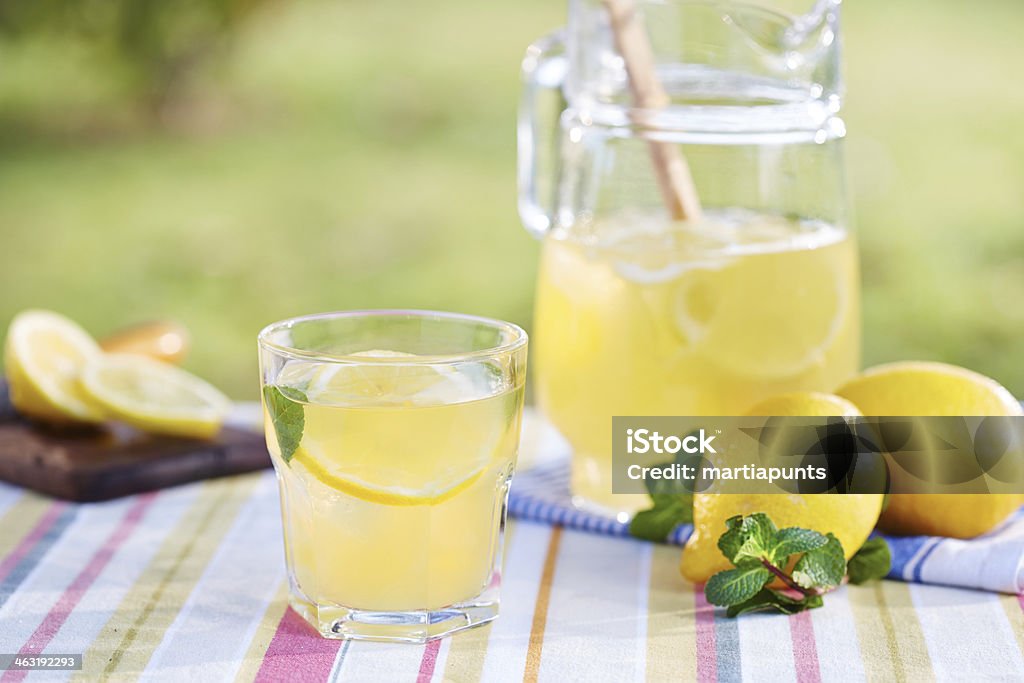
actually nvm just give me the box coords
[2,415,1024,681]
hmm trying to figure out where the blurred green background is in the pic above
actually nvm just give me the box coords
[0,0,1021,399]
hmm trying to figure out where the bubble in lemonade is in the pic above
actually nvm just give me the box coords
[264,350,524,622]
[533,209,860,514]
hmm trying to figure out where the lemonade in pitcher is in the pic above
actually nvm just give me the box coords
[520,0,856,515]
[259,311,527,642]
[534,210,859,513]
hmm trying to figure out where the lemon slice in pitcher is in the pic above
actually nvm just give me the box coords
[80,354,231,438]
[673,229,854,379]
[4,309,105,424]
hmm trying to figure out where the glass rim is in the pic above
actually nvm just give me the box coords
[257,309,528,365]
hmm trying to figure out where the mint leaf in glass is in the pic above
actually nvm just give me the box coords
[263,385,306,463]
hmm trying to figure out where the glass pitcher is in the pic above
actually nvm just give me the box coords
[519,0,858,517]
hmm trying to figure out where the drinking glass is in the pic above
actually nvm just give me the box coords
[258,310,527,642]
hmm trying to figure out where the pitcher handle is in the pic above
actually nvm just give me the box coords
[517,31,567,238]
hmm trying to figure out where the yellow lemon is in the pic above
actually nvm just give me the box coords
[3,309,104,424]
[80,353,231,439]
[837,361,1024,539]
[680,391,883,583]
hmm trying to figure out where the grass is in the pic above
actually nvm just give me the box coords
[0,0,1021,398]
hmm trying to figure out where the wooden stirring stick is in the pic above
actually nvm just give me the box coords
[602,0,702,222]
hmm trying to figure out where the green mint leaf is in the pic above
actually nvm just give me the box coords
[798,593,825,611]
[705,567,772,607]
[847,538,892,584]
[717,515,747,563]
[732,513,778,565]
[725,589,823,617]
[277,384,309,402]
[792,532,845,590]
[772,527,829,562]
[726,589,779,617]
[263,385,306,463]
[629,493,692,542]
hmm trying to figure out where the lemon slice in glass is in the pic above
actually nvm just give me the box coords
[291,443,485,506]
[4,309,105,424]
[303,349,466,405]
[80,353,231,439]
[270,351,501,505]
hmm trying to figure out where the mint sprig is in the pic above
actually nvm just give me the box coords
[705,513,891,616]
[262,385,306,463]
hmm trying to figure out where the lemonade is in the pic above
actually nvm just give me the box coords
[258,311,527,642]
[266,363,522,611]
[533,209,860,515]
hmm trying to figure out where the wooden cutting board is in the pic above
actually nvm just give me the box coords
[0,383,271,502]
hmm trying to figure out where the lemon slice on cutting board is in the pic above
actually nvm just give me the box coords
[4,309,105,424]
[80,353,231,439]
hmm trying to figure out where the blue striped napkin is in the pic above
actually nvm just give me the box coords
[510,413,1024,594]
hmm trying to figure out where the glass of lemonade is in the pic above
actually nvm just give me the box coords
[258,311,527,642]
[520,0,858,516]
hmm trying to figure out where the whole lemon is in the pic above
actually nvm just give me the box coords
[837,361,1024,539]
[679,392,884,583]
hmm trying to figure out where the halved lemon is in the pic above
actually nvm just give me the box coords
[4,309,104,423]
[80,353,231,439]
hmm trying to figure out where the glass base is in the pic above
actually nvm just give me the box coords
[289,593,499,643]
